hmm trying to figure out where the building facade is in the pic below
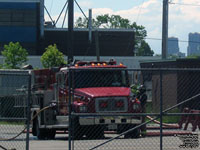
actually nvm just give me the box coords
[187,32,200,56]
[140,59,200,111]
[0,0,41,55]
[168,37,179,56]
[0,0,136,57]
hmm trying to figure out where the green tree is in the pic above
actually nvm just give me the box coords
[75,17,88,28]
[1,42,28,69]
[186,55,200,59]
[75,14,154,56]
[137,40,154,56]
[41,44,66,68]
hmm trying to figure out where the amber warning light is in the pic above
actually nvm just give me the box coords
[74,60,118,67]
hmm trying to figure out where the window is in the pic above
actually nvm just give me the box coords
[74,70,129,88]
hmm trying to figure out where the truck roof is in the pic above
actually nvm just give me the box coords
[70,60,127,69]
[70,65,126,69]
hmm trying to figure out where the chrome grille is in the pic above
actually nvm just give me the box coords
[95,97,128,112]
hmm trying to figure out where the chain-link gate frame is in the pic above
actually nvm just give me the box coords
[0,70,31,150]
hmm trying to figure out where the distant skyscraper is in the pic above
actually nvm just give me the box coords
[168,37,179,55]
[187,32,200,56]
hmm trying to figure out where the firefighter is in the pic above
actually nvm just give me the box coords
[138,85,147,137]
[130,84,140,96]
[138,85,147,107]
[131,84,147,137]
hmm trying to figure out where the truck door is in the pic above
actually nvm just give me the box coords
[56,72,68,115]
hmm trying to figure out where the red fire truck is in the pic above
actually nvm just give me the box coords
[30,60,144,139]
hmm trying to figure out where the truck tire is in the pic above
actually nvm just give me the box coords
[32,119,37,136]
[47,129,56,139]
[85,126,104,139]
[124,126,140,139]
[35,119,47,140]
[71,118,84,140]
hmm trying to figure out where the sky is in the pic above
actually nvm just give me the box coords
[44,0,200,55]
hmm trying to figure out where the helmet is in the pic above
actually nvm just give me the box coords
[131,84,140,95]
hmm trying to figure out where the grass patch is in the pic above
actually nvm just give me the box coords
[145,101,153,113]
[162,108,181,123]
[0,121,25,125]
[145,102,181,123]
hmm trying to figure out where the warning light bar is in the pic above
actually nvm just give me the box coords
[74,59,118,67]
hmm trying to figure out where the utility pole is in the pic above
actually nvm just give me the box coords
[88,9,92,44]
[68,0,74,63]
[95,30,100,61]
[162,0,169,59]
[40,0,44,38]
[68,2,74,150]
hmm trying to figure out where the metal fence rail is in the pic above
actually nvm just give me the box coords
[0,71,31,150]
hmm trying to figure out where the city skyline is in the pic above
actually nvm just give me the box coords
[168,33,200,57]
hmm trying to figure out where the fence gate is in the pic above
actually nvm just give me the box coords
[0,70,31,150]
[68,68,200,150]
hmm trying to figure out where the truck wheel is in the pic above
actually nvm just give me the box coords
[86,126,104,139]
[71,118,83,140]
[141,124,147,138]
[32,119,37,136]
[124,126,140,139]
[36,119,47,140]
[47,129,56,139]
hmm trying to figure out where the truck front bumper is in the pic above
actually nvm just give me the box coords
[79,116,142,125]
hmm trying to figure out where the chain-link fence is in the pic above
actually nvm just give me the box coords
[68,68,200,150]
[2,68,199,150]
[0,70,31,150]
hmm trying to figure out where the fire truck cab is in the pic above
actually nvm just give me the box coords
[31,60,144,139]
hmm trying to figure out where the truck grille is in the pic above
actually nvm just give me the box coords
[95,97,128,112]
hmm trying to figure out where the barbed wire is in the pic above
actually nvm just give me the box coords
[169,1,200,7]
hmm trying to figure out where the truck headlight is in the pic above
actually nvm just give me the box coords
[80,105,87,112]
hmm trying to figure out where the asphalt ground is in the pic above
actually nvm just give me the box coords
[0,124,200,150]
[30,132,200,150]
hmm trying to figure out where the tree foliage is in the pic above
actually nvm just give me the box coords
[137,40,154,56]
[41,44,66,68]
[1,42,28,69]
[75,14,154,56]
[186,55,200,59]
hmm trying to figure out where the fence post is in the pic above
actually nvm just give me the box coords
[0,102,1,117]
[68,69,72,150]
[160,70,163,150]
[26,74,31,150]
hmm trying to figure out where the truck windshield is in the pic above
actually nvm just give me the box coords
[74,70,129,88]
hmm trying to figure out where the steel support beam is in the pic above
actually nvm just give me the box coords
[68,0,74,63]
